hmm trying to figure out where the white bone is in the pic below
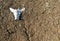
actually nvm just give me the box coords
[9,7,25,20]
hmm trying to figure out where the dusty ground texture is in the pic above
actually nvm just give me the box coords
[0,0,60,41]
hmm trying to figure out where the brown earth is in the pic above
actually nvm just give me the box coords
[0,0,60,41]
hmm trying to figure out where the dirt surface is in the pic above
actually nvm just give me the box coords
[0,0,60,41]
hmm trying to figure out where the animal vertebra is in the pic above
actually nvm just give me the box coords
[9,7,25,20]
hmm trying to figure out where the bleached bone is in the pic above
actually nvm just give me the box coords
[9,7,25,20]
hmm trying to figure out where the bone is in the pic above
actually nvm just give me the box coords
[9,7,25,20]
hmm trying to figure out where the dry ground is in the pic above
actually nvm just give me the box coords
[0,0,60,41]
